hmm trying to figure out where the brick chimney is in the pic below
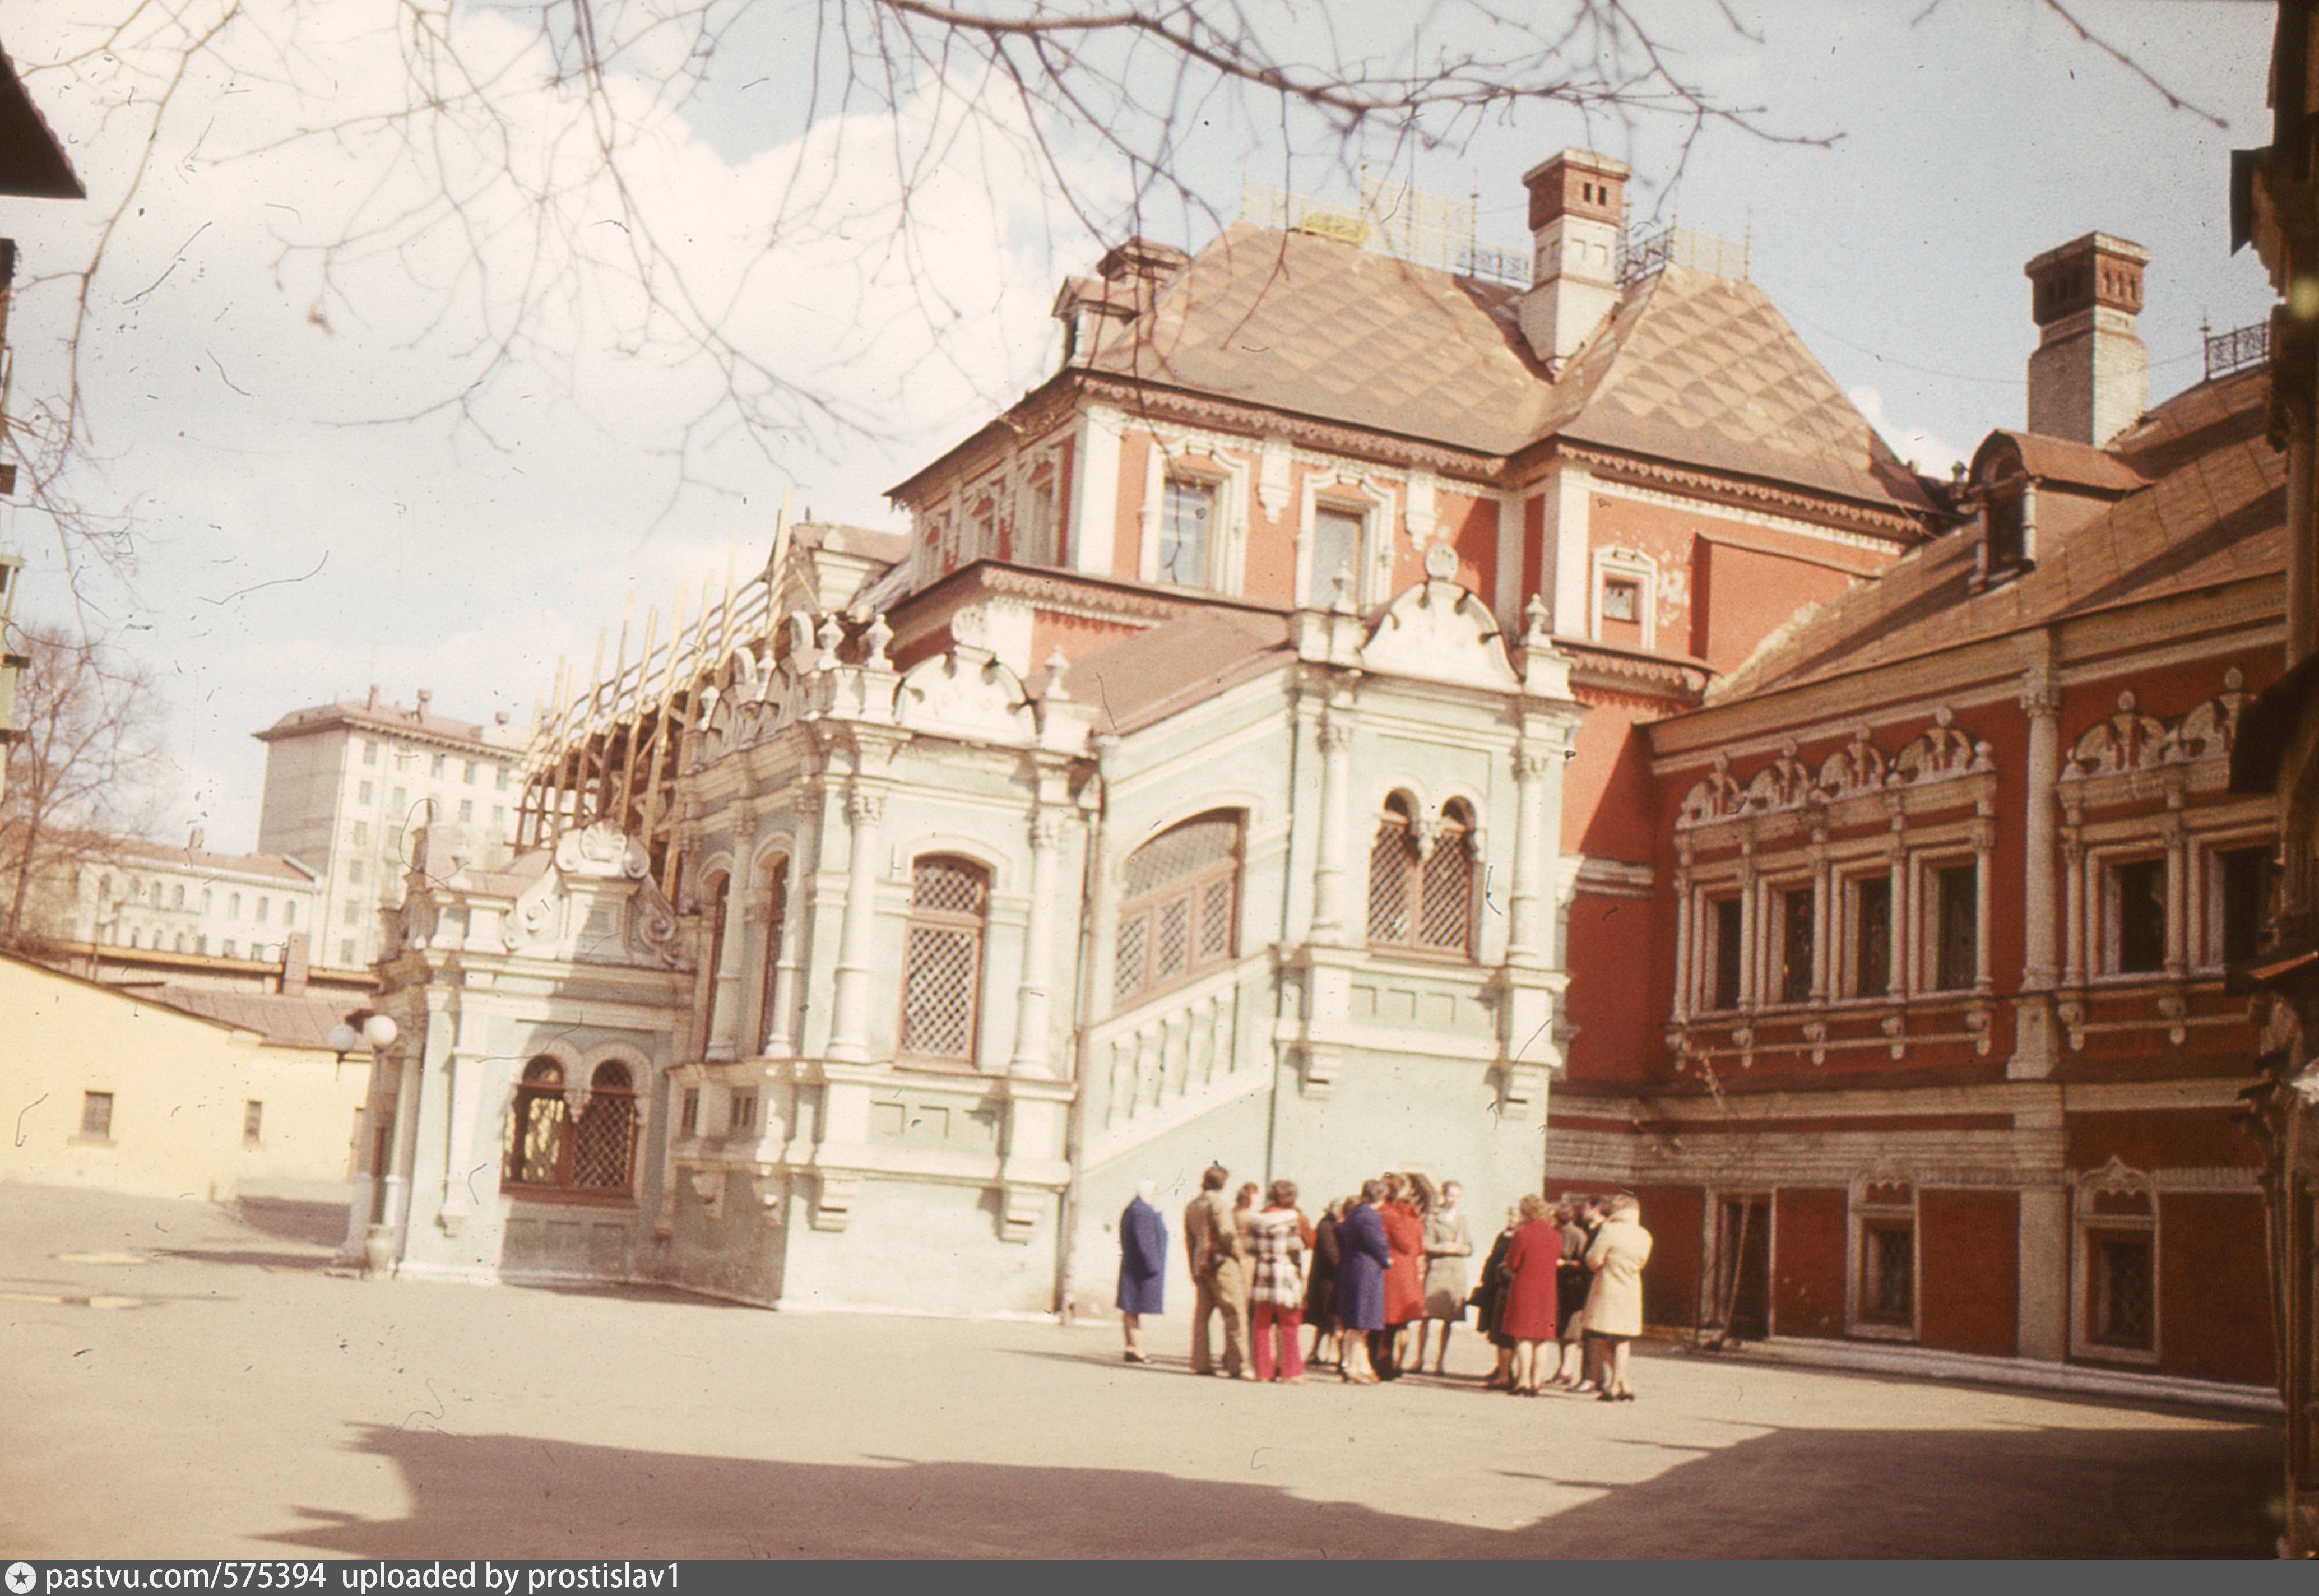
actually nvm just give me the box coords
[2024,233,2149,446]
[1517,149,1629,367]
[280,931,310,995]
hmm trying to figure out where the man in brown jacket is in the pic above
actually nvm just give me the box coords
[1182,1163,1251,1377]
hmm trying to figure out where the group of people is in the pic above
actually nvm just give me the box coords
[1115,1166,1653,1400]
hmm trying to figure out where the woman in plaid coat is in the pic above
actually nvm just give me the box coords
[1246,1180,1310,1382]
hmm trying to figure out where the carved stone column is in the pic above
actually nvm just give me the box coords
[1011,809,1066,1075]
[828,785,884,1063]
[2163,800,2189,980]
[760,857,801,1056]
[2021,666,2062,989]
[1670,860,1693,1026]
[1886,808,1910,1002]
[1311,712,1354,943]
[2061,809,2086,988]
[707,880,761,1061]
[1506,744,1554,967]
[1974,812,1997,994]
[1808,827,1831,1002]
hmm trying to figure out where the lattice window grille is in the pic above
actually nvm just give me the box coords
[1115,813,1242,1007]
[1115,917,1150,1001]
[902,925,980,1057]
[1200,879,1234,958]
[1367,815,1417,944]
[1417,822,1475,953]
[912,859,987,917]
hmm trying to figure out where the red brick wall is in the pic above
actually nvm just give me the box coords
[1563,890,1659,1079]
[1692,540,1857,674]
[1773,1187,1848,1339]
[2159,1191,2275,1385]
[1634,1183,1704,1329]
[1918,1188,2019,1357]
[2067,1110,2264,1173]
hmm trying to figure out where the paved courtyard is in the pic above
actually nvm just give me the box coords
[0,1184,2281,1558]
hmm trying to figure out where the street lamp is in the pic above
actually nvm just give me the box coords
[328,1010,399,1063]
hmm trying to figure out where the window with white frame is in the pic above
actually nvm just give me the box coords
[899,856,989,1062]
[1926,860,1977,992]
[1774,884,1815,1005]
[1848,873,1893,998]
[1115,811,1241,1004]
[1306,504,1365,608]
[1704,894,1743,1011]
[1018,472,1057,566]
[2105,855,2167,976]
[1366,795,1477,958]
[2072,1160,2158,1363]
[2209,842,2274,967]
[1849,1179,1916,1337]
[1157,478,1213,587]
[503,1057,641,1198]
[729,1089,758,1134]
[1591,550,1655,650]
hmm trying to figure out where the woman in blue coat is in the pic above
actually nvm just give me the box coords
[1117,1180,1167,1364]
[1332,1180,1393,1383]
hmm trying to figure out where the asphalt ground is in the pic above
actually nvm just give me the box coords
[0,1182,2282,1558]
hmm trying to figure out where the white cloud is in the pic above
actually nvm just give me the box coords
[1847,386,1968,481]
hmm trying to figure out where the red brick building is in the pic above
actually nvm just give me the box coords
[1549,236,2283,1398]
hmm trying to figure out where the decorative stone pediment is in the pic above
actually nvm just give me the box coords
[1678,709,1995,831]
[894,645,1038,744]
[1359,556,1521,693]
[2060,672,2248,780]
[556,823,651,880]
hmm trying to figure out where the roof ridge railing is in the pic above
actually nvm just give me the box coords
[1239,177,1532,287]
[2204,319,2268,382]
[1620,224,1750,289]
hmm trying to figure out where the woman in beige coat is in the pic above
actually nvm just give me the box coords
[1582,1194,1653,1402]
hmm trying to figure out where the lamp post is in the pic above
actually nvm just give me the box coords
[328,1010,402,1275]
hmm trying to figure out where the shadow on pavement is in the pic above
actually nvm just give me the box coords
[233,1196,350,1249]
[258,1414,2281,1558]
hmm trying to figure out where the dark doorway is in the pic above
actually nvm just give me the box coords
[1712,1196,1772,1343]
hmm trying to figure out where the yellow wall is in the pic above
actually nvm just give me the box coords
[238,1044,369,1185]
[0,956,253,1201]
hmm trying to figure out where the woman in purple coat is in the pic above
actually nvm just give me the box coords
[1332,1180,1393,1383]
[1116,1180,1167,1365]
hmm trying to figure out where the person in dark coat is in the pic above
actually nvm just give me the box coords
[1332,1180,1392,1383]
[1472,1203,1521,1390]
[1116,1180,1166,1365]
[1303,1198,1347,1371]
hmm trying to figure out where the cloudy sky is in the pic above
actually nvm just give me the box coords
[0,0,2280,854]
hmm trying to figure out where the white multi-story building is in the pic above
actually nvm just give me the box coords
[255,689,529,970]
[66,833,319,961]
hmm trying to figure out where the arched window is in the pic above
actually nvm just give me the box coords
[899,856,989,1062]
[698,869,731,1042]
[758,855,789,1053]
[1115,811,1241,1004]
[228,892,241,919]
[1367,795,1477,957]
[503,1058,639,1196]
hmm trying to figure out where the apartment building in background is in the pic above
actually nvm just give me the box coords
[256,689,528,969]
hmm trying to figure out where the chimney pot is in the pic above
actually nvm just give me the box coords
[1516,149,1631,366]
[2024,232,2150,446]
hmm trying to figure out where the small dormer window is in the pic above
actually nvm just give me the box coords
[1986,485,2026,573]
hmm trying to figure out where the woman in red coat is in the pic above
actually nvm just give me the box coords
[1497,1193,1563,1395]
[1375,1173,1427,1379]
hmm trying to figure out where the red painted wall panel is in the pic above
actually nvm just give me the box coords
[1633,1183,1705,1329]
[1563,890,1659,1079]
[2158,1192,2275,1385]
[1694,540,1858,675]
[1918,1188,2019,1357]
[1773,1187,1848,1340]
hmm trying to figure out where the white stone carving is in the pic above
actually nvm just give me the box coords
[1359,575,1522,692]
[893,647,1039,743]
